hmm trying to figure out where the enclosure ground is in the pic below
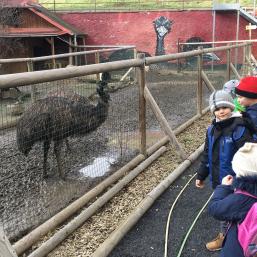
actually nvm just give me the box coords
[109,158,220,257]
[1,70,220,240]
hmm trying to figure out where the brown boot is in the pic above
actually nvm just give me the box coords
[206,233,224,251]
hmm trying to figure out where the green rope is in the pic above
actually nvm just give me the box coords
[176,192,214,257]
[164,173,197,257]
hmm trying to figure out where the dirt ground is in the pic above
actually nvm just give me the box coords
[109,159,220,257]
[0,68,225,241]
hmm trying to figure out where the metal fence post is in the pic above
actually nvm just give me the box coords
[137,53,146,156]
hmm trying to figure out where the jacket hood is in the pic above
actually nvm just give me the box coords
[233,175,257,196]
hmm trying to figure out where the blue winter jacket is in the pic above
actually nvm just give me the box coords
[245,103,257,130]
[197,116,254,189]
[208,177,257,257]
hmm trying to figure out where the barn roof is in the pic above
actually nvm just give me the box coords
[2,0,38,7]
[30,3,85,36]
[1,1,85,37]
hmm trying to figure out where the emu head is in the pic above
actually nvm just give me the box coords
[100,71,111,82]
[97,72,111,103]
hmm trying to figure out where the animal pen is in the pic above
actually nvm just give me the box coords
[0,42,255,256]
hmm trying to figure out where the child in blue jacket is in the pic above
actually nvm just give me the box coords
[195,90,255,251]
[235,76,257,129]
[208,142,257,257]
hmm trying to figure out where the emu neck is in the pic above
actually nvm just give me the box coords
[96,100,109,124]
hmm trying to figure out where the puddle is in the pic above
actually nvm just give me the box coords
[79,156,116,178]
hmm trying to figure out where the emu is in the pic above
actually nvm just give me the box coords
[16,73,110,179]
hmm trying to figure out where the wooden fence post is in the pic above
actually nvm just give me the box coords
[68,37,73,65]
[95,52,100,80]
[134,48,138,83]
[27,60,36,103]
[243,44,246,76]
[144,86,186,160]
[137,53,147,156]
[197,47,203,115]
[177,38,181,73]
[226,44,231,81]
[50,37,56,69]
[248,43,252,75]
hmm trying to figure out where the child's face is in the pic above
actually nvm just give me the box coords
[237,95,257,107]
[214,107,232,120]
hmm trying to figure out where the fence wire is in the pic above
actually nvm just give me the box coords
[0,44,254,244]
[0,67,140,240]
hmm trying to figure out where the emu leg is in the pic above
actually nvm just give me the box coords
[65,138,71,153]
[54,140,64,179]
[43,140,50,178]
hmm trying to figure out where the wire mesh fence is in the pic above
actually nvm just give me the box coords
[38,0,256,12]
[0,43,254,246]
[0,65,141,240]
[39,0,214,11]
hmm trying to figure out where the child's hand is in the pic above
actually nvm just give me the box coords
[221,175,234,185]
[195,179,204,188]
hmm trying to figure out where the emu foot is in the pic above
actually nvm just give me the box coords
[43,165,49,179]
[43,172,49,179]
[65,139,72,153]
[58,169,66,180]
[60,174,66,181]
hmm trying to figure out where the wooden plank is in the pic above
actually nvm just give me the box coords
[120,67,133,81]
[230,62,242,80]
[201,71,215,92]
[144,86,186,160]
[251,54,257,66]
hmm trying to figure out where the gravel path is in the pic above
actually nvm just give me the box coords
[109,159,220,257]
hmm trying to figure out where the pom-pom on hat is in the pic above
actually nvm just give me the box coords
[223,79,239,97]
[232,142,257,178]
[235,76,257,99]
[209,90,235,113]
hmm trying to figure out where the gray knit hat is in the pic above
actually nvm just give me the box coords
[209,90,235,113]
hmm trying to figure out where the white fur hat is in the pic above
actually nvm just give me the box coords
[209,90,235,113]
[223,80,239,98]
[232,142,257,177]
